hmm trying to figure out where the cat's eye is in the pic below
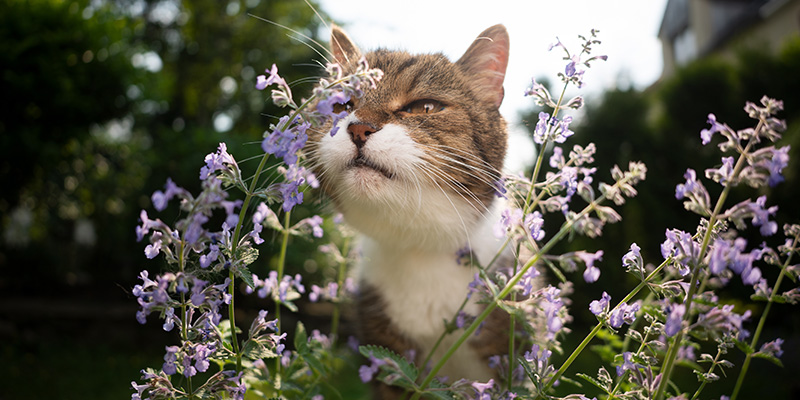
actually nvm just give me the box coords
[400,99,445,115]
[333,100,354,114]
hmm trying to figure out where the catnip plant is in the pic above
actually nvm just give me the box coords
[130,27,797,400]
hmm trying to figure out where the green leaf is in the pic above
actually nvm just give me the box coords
[359,344,419,383]
[752,352,784,367]
[237,265,256,290]
[235,245,259,266]
[518,356,540,385]
[750,293,770,302]
[301,352,326,375]
[734,338,754,355]
[597,366,613,388]
[242,338,279,359]
[576,372,609,392]
[294,321,309,352]
[558,375,583,388]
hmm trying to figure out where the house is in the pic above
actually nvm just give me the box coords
[658,0,800,79]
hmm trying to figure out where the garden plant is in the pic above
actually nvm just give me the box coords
[130,29,797,400]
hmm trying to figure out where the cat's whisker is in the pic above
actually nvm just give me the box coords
[417,163,489,216]
[420,148,500,190]
[414,165,474,248]
[246,13,332,65]
[427,143,503,176]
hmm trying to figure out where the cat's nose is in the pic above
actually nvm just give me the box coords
[347,123,377,148]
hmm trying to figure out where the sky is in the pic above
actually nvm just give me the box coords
[315,0,669,170]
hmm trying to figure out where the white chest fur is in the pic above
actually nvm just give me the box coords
[355,201,505,381]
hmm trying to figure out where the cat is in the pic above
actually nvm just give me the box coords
[308,23,512,396]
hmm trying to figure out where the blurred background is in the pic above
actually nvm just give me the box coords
[1,0,799,398]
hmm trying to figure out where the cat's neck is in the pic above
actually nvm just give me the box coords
[341,192,504,254]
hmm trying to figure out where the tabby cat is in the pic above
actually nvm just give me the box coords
[308,24,511,396]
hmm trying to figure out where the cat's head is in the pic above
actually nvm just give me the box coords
[307,24,509,250]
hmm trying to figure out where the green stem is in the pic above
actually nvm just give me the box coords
[539,261,667,397]
[419,295,471,375]
[330,237,351,343]
[522,81,569,212]
[411,173,643,399]
[730,234,797,400]
[507,241,524,391]
[273,210,292,396]
[177,241,195,398]
[655,140,755,400]
[691,346,725,400]
[608,318,660,399]
[228,269,242,373]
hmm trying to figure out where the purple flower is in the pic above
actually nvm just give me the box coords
[262,116,309,167]
[661,229,698,275]
[253,202,276,225]
[144,234,162,259]
[190,279,207,306]
[494,208,523,239]
[255,64,285,90]
[549,146,565,168]
[541,286,565,338]
[456,245,472,266]
[749,195,778,236]
[524,344,554,379]
[467,272,485,299]
[578,250,603,283]
[525,211,545,241]
[136,210,155,241]
[493,178,508,199]
[608,301,640,329]
[616,351,639,376]
[471,379,495,400]
[151,178,185,212]
[316,91,350,116]
[162,308,175,331]
[184,213,209,245]
[199,244,220,268]
[766,145,790,187]
[555,115,574,143]
[306,215,324,238]
[760,338,784,358]
[358,355,386,383]
[565,56,578,77]
[705,156,735,185]
[309,285,322,302]
[700,113,726,145]
[516,267,541,297]
[622,243,642,272]
[200,143,237,180]
[590,292,611,316]
[533,112,550,144]
[163,345,180,375]
[182,349,197,377]
[675,169,700,200]
[279,179,304,212]
[695,304,751,340]
[664,303,685,337]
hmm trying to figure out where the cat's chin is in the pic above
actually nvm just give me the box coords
[347,156,395,180]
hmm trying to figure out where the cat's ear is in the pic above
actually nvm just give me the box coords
[456,24,510,108]
[330,24,362,65]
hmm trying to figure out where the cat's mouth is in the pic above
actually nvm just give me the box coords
[347,155,395,179]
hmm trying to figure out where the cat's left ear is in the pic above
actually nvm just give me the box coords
[456,24,510,108]
[330,24,362,65]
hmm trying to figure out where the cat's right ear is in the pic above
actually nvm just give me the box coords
[456,24,510,108]
[330,24,362,65]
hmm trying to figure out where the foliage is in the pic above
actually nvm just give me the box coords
[0,0,328,289]
[129,26,799,400]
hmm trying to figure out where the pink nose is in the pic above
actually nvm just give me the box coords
[348,123,377,148]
